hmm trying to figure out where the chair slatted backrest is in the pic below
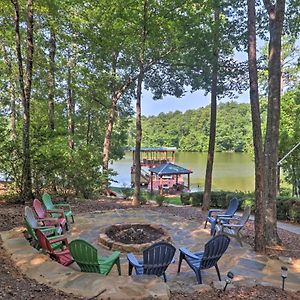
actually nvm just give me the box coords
[201,235,230,270]
[69,239,100,273]
[143,242,176,276]
[42,193,54,210]
[236,206,251,231]
[35,229,53,254]
[225,197,239,216]
[33,199,46,219]
[25,206,39,228]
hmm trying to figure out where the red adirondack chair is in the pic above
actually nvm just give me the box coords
[35,229,74,266]
[33,199,68,232]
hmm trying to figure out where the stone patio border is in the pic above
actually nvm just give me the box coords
[0,228,170,300]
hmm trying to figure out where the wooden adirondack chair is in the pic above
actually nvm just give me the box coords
[204,197,240,235]
[42,193,74,223]
[177,235,230,284]
[33,199,68,232]
[215,206,251,246]
[35,229,74,266]
[69,239,121,275]
[127,241,176,282]
[24,206,59,248]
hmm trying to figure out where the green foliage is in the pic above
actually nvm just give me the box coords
[154,195,165,207]
[132,102,254,152]
[180,193,191,205]
[191,192,203,206]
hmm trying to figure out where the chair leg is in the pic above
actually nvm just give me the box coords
[65,222,69,232]
[128,263,133,276]
[204,219,208,229]
[71,215,75,223]
[237,233,243,247]
[215,264,221,281]
[195,270,202,284]
[163,273,167,282]
[177,252,184,273]
[116,258,121,275]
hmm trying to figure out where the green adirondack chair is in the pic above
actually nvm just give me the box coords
[42,193,74,223]
[69,239,121,275]
[24,206,61,249]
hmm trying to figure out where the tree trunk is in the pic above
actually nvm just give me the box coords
[263,0,285,246]
[132,70,144,206]
[102,92,118,180]
[12,0,34,202]
[1,44,17,141]
[247,0,266,252]
[202,4,219,211]
[67,62,75,150]
[48,28,56,130]
[132,0,147,206]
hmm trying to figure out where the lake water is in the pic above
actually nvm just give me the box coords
[110,151,255,192]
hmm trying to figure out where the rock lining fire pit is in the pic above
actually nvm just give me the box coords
[99,223,171,253]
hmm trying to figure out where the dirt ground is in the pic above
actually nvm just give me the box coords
[1,197,300,300]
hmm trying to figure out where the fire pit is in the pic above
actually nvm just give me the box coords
[99,223,171,253]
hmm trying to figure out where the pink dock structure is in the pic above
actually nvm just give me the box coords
[129,147,192,193]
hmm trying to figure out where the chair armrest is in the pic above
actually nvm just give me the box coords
[48,236,68,245]
[127,253,143,267]
[38,227,57,234]
[101,251,120,265]
[38,217,59,222]
[222,224,243,228]
[179,247,201,260]
[208,209,224,217]
[54,203,71,210]
[47,210,65,218]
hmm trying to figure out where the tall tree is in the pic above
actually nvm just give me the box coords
[11,0,34,202]
[247,0,266,252]
[202,1,220,211]
[263,0,285,245]
[132,0,148,206]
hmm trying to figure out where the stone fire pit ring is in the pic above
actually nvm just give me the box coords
[99,223,171,253]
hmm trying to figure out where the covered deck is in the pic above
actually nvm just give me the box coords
[149,162,193,194]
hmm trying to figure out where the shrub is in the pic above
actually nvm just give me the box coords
[180,193,191,205]
[155,195,165,206]
[190,192,203,206]
[288,200,300,222]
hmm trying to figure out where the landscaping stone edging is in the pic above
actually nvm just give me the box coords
[0,228,170,300]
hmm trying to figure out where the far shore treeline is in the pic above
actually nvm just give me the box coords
[128,101,253,153]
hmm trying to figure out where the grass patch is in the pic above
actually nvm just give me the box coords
[163,196,181,205]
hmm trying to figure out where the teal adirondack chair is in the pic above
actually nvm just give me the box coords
[69,239,121,275]
[42,193,74,223]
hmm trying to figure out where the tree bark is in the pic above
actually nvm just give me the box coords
[202,3,219,211]
[67,59,75,150]
[263,0,285,246]
[48,28,56,131]
[247,0,266,252]
[12,0,34,202]
[1,43,17,141]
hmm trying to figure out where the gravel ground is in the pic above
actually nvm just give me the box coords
[0,197,300,299]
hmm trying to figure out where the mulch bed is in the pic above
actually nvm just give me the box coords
[1,197,300,299]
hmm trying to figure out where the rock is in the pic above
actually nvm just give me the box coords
[192,284,212,293]
[278,256,293,265]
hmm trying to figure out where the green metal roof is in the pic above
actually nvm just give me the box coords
[128,147,177,152]
[149,163,192,175]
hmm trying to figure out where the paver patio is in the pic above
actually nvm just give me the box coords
[1,208,300,299]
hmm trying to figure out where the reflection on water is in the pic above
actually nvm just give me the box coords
[110,152,254,192]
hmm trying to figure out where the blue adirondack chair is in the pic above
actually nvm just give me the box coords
[204,197,239,235]
[177,235,230,284]
[127,241,176,282]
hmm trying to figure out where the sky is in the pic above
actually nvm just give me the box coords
[141,88,250,117]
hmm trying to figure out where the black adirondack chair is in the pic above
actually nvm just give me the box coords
[177,235,230,284]
[127,241,176,282]
[204,197,239,235]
